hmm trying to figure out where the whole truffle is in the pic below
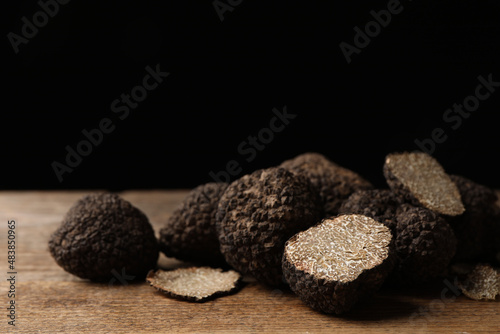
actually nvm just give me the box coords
[449,175,498,261]
[282,215,394,314]
[49,193,159,281]
[280,152,373,216]
[392,204,457,284]
[216,167,322,286]
[159,182,228,265]
[338,189,403,231]
[383,152,465,216]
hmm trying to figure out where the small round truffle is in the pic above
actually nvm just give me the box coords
[49,193,159,281]
[449,175,499,261]
[146,267,242,302]
[159,182,228,265]
[282,215,394,314]
[383,152,465,216]
[215,167,323,286]
[280,152,373,216]
[392,204,457,284]
[338,189,403,232]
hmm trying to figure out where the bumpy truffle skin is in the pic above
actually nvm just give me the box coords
[448,175,499,261]
[282,215,394,314]
[338,189,402,231]
[215,167,322,286]
[159,182,228,265]
[49,193,159,281]
[280,152,373,216]
[392,204,457,284]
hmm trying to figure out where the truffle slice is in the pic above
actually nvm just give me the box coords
[146,267,242,302]
[458,264,500,301]
[216,167,323,286]
[282,215,394,314]
[392,204,457,284]
[338,189,402,231]
[449,175,499,261]
[159,182,228,265]
[280,152,373,216]
[49,193,159,281]
[383,152,465,216]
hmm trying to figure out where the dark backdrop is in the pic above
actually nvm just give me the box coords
[3,0,500,190]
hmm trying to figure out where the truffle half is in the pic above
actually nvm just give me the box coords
[280,152,373,216]
[49,193,159,281]
[146,267,242,302]
[159,182,228,265]
[383,152,465,216]
[458,264,500,301]
[216,167,323,286]
[392,204,457,284]
[338,189,402,232]
[282,214,394,314]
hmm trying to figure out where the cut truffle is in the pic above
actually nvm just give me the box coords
[383,152,465,216]
[49,193,159,281]
[216,167,323,286]
[280,152,373,216]
[159,182,228,265]
[146,267,242,302]
[449,175,499,261]
[338,189,402,232]
[282,214,394,314]
[392,204,457,284]
[458,264,499,301]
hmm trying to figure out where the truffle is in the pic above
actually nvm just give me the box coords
[392,204,457,284]
[449,175,499,261]
[282,214,394,314]
[383,152,465,216]
[146,267,242,302]
[280,152,373,216]
[458,264,499,301]
[159,182,228,265]
[49,193,159,281]
[338,189,402,231]
[216,167,323,286]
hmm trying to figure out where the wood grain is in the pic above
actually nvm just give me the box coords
[0,190,499,333]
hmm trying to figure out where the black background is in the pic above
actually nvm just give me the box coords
[3,0,500,190]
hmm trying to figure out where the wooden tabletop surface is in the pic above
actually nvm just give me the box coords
[1,190,499,333]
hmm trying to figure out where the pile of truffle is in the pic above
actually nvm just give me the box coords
[49,152,500,314]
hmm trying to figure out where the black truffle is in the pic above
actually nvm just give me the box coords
[146,267,242,302]
[383,152,465,216]
[49,193,159,281]
[392,204,457,284]
[338,189,403,232]
[216,167,322,286]
[159,182,228,265]
[280,152,373,216]
[449,175,499,261]
[458,263,500,301]
[282,215,394,314]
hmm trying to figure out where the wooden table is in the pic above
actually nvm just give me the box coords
[1,190,499,333]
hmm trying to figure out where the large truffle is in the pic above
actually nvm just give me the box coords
[383,152,465,216]
[159,182,228,265]
[392,204,457,284]
[49,193,159,281]
[449,175,499,261]
[338,189,403,232]
[280,152,373,216]
[282,215,394,314]
[215,167,322,286]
